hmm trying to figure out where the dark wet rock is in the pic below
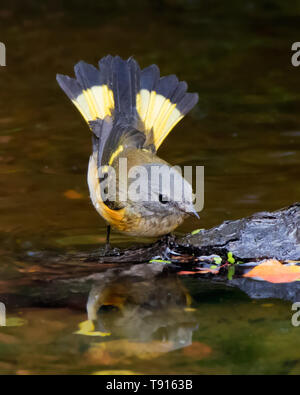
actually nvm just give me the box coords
[20,203,298,268]
[180,203,300,261]
[4,203,298,306]
[81,203,300,264]
[230,278,300,303]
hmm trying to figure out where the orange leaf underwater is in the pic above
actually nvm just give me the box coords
[182,342,212,359]
[243,259,300,283]
[63,190,83,199]
[178,268,219,276]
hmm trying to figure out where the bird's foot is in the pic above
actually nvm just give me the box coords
[98,243,122,258]
[158,233,179,261]
[160,233,176,247]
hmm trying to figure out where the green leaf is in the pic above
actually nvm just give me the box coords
[191,228,204,235]
[213,256,222,264]
[149,259,171,264]
[227,251,235,264]
[227,265,235,280]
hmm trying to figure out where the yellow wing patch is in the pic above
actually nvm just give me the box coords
[109,145,124,166]
[136,89,183,150]
[72,85,114,123]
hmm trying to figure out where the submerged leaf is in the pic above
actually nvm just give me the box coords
[92,370,140,375]
[0,135,12,144]
[5,317,27,327]
[63,189,83,199]
[182,341,212,359]
[74,320,111,337]
[178,271,198,275]
[178,268,219,275]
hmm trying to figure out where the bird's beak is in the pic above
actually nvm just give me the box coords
[186,206,200,219]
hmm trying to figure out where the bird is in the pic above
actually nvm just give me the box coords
[56,55,199,250]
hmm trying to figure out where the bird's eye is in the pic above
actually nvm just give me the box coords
[159,194,168,204]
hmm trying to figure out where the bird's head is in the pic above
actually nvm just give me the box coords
[126,163,199,220]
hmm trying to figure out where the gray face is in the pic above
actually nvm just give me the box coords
[126,163,197,218]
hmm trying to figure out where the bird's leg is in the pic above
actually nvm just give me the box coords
[104,225,111,254]
[156,233,177,261]
[98,225,121,258]
[160,233,175,247]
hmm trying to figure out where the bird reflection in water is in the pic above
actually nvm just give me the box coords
[83,263,198,354]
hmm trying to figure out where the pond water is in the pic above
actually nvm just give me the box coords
[0,1,299,374]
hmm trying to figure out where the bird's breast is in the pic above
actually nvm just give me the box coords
[121,209,186,237]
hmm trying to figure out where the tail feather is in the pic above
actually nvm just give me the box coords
[57,57,115,124]
[170,81,187,104]
[128,57,141,118]
[176,92,199,116]
[137,65,160,123]
[111,56,138,122]
[98,55,113,88]
[136,67,198,149]
[146,75,178,129]
[56,55,198,156]
[56,74,93,123]
[74,61,110,120]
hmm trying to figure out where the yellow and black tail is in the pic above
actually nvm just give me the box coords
[57,55,198,163]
